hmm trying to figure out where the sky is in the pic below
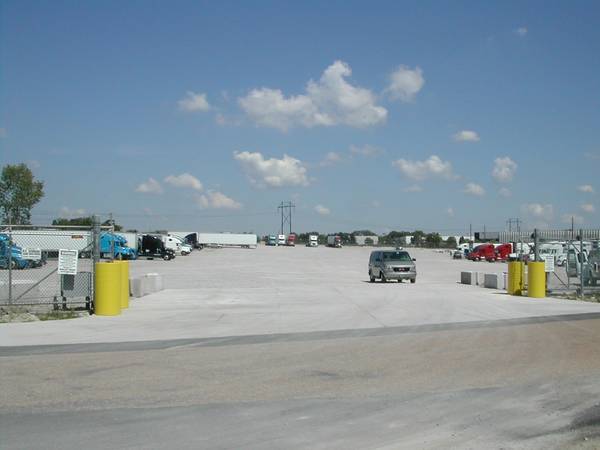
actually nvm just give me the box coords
[1,0,599,235]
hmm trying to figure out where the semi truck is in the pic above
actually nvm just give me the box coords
[138,234,175,260]
[115,232,139,252]
[196,233,258,249]
[486,243,513,262]
[277,234,286,246]
[266,235,278,246]
[0,234,30,269]
[168,231,200,249]
[307,235,318,247]
[286,233,296,246]
[100,233,137,260]
[467,243,495,261]
[327,235,342,248]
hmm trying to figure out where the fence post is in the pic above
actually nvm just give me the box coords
[8,225,12,307]
[580,230,585,299]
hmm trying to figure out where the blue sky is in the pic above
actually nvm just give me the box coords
[1,0,599,235]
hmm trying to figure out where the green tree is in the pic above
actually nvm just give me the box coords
[0,163,44,224]
[446,236,457,248]
[53,217,94,226]
[424,232,442,248]
[52,216,123,231]
[412,230,425,246]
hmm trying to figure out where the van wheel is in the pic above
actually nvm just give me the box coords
[369,272,375,283]
[380,272,386,283]
[410,278,416,284]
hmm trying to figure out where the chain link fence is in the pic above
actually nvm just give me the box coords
[0,223,112,310]
[496,228,600,298]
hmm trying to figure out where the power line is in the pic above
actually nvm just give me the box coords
[277,201,295,235]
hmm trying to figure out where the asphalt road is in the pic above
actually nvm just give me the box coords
[2,314,600,449]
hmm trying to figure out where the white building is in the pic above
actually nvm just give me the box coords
[354,235,379,246]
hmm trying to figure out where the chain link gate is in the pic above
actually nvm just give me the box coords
[0,223,112,311]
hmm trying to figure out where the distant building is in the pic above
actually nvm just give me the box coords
[354,235,379,246]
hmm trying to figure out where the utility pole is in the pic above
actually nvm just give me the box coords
[469,223,473,252]
[277,201,295,235]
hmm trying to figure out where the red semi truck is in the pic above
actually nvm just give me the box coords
[286,233,296,246]
[467,243,495,261]
[487,243,513,262]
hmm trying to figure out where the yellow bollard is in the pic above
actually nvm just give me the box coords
[94,261,121,316]
[117,260,130,309]
[527,261,546,298]
[507,261,524,295]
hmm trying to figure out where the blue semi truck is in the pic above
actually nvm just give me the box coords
[100,232,137,260]
[0,234,30,269]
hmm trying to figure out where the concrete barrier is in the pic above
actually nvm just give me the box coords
[129,277,144,298]
[126,273,165,299]
[484,273,501,289]
[461,271,475,285]
[144,273,163,293]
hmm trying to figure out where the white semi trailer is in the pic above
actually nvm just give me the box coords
[197,233,257,249]
[9,229,93,254]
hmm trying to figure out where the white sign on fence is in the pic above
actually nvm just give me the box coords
[58,249,78,275]
[21,248,42,261]
[542,254,555,273]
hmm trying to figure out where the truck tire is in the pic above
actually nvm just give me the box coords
[380,271,386,283]
[369,271,375,283]
[411,278,416,284]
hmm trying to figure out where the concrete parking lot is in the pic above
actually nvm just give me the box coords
[3,246,600,449]
[1,246,599,346]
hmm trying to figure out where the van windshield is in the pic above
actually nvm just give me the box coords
[382,251,412,261]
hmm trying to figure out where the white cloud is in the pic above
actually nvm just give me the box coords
[464,182,485,196]
[386,66,425,102]
[135,178,163,194]
[515,27,528,37]
[447,207,455,217]
[453,130,480,142]
[315,204,330,215]
[521,203,554,221]
[403,185,423,193]
[60,207,86,218]
[164,173,203,191]
[196,191,241,210]
[319,152,343,167]
[392,155,456,181]
[233,151,309,188]
[577,184,594,193]
[562,213,584,225]
[499,187,512,197]
[178,91,211,112]
[238,60,387,131]
[349,144,383,157]
[581,203,595,213]
[492,157,518,183]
